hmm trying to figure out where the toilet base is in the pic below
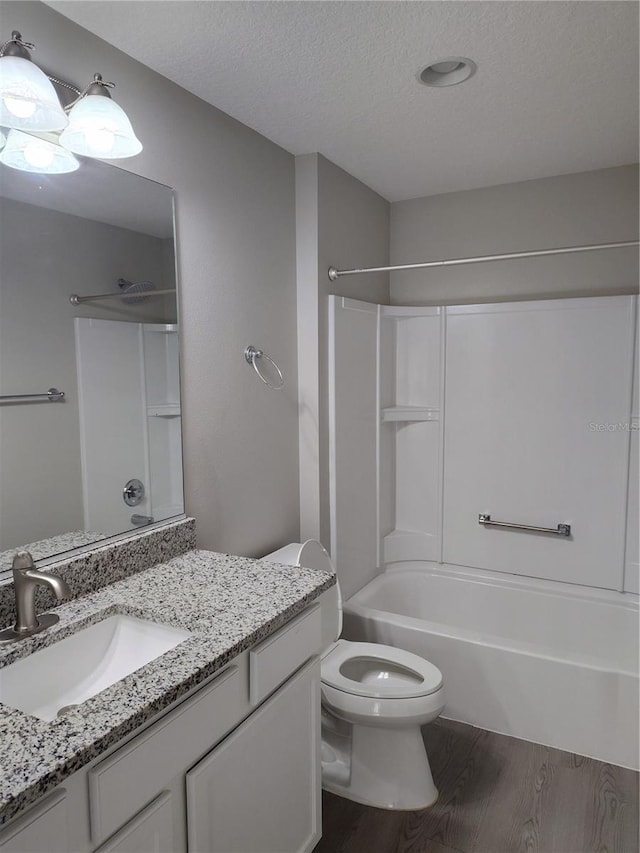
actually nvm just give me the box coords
[322,722,438,811]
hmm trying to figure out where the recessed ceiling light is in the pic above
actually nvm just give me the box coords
[418,57,477,87]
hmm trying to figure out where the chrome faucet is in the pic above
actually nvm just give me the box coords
[0,551,71,643]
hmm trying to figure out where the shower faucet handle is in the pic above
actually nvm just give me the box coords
[123,478,145,506]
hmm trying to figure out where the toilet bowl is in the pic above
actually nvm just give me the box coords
[263,540,445,810]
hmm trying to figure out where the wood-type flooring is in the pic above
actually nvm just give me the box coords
[314,718,639,853]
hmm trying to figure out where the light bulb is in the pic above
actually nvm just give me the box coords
[60,88,142,159]
[3,96,36,119]
[0,128,79,173]
[23,139,54,169]
[0,53,68,130]
[84,127,115,154]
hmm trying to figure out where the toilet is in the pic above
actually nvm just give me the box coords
[264,540,445,811]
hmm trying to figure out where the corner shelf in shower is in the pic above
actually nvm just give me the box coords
[384,529,440,563]
[144,324,178,334]
[147,404,181,418]
[381,406,440,422]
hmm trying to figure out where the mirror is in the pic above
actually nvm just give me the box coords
[0,150,184,578]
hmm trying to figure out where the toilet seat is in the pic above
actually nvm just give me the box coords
[262,541,446,809]
[322,640,443,699]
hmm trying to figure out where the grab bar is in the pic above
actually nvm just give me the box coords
[478,514,571,537]
[0,388,65,404]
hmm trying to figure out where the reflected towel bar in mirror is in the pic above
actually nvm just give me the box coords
[478,514,571,537]
[0,388,65,404]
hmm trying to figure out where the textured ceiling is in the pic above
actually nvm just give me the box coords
[48,1,639,202]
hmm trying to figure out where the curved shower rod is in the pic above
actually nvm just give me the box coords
[327,239,639,280]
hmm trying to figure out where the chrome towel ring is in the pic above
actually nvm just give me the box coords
[244,345,284,390]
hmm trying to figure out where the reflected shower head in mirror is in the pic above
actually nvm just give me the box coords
[117,278,156,304]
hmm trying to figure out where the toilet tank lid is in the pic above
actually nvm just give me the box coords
[263,540,334,573]
[297,541,342,644]
[262,540,342,643]
[298,539,334,573]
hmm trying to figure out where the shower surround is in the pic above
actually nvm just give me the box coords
[328,293,639,767]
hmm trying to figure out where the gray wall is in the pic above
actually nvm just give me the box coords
[0,197,170,550]
[390,165,639,304]
[9,1,300,556]
[296,154,389,561]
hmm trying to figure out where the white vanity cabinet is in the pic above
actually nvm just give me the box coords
[93,792,174,853]
[0,603,324,853]
[187,657,321,853]
[0,790,68,853]
[87,662,248,848]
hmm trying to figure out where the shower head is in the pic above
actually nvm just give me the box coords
[117,278,156,304]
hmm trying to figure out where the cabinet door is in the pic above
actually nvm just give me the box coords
[0,791,67,853]
[94,792,175,853]
[89,663,245,846]
[186,657,321,853]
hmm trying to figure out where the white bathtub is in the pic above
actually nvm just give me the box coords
[342,563,639,769]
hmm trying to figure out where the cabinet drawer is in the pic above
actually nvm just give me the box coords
[250,604,322,704]
[89,662,246,845]
[0,791,67,853]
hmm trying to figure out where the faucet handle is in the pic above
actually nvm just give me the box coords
[12,550,35,574]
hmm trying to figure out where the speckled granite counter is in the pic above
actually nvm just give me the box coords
[0,531,107,575]
[0,518,196,630]
[0,549,334,825]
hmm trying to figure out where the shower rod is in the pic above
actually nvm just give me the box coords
[69,289,176,305]
[0,388,65,404]
[327,239,639,280]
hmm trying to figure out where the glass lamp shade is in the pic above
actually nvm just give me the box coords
[59,94,142,159]
[0,128,5,150]
[0,55,68,131]
[0,129,79,173]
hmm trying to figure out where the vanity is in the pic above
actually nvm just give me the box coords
[0,537,334,853]
[0,56,330,853]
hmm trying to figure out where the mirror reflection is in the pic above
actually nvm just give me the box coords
[0,150,184,576]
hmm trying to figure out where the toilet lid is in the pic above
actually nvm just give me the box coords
[321,640,443,699]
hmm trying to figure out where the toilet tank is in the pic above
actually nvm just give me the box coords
[262,541,342,653]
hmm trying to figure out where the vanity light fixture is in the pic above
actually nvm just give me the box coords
[0,128,79,173]
[0,32,68,130]
[0,30,142,171]
[60,74,142,159]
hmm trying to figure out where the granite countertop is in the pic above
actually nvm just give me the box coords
[0,531,108,575]
[0,549,335,826]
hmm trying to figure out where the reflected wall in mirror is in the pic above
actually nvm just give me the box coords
[0,148,184,576]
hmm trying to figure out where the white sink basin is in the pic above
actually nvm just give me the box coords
[0,614,191,721]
